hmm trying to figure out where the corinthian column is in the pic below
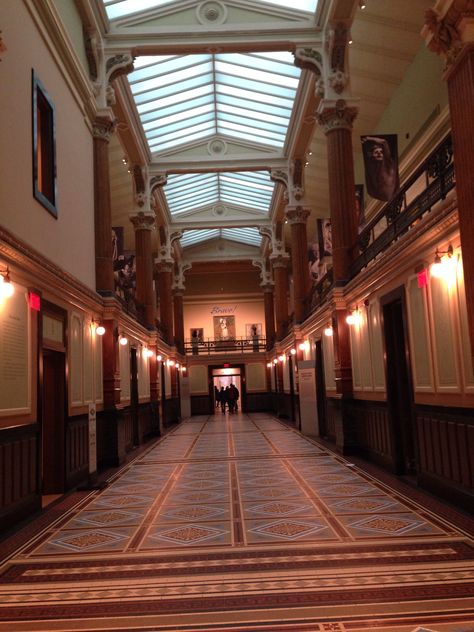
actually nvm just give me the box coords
[271,255,290,340]
[286,206,311,322]
[130,211,155,327]
[317,99,358,283]
[263,284,276,350]
[93,116,116,294]
[156,260,174,346]
[424,1,474,366]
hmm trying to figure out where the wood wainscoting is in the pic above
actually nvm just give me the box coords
[348,399,395,470]
[0,424,40,532]
[415,404,474,510]
[65,415,89,490]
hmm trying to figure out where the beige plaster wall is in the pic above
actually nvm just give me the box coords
[184,300,265,341]
[51,0,88,73]
[0,2,95,289]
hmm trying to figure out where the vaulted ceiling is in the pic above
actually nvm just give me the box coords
[105,0,430,281]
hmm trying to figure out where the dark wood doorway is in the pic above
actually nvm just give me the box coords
[130,348,139,447]
[42,349,66,494]
[381,288,417,475]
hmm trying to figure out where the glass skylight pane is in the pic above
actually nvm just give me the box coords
[146,112,215,140]
[216,94,291,119]
[167,176,217,196]
[142,95,215,128]
[256,0,317,11]
[150,120,216,146]
[181,230,220,247]
[217,53,300,80]
[149,129,213,152]
[104,0,173,20]
[217,73,296,100]
[215,61,299,89]
[218,108,288,133]
[218,103,288,127]
[145,104,214,132]
[222,195,269,210]
[138,85,214,114]
[218,127,283,147]
[218,119,285,143]
[217,84,294,109]
[133,55,174,69]
[129,55,209,84]
[131,62,213,96]
[168,184,218,206]
[222,228,261,246]
[220,175,273,192]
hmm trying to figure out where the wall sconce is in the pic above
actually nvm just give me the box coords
[290,348,296,355]
[431,244,454,279]
[119,335,128,346]
[0,266,14,298]
[167,359,175,367]
[298,340,310,352]
[267,362,272,368]
[157,354,163,362]
[346,310,361,326]
[176,362,180,369]
[273,358,278,364]
[358,0,366,8]
[324,324,333,337]
[91,319,105,336]
[145,348,154,358]
[278,355,285,362]
[181,366,186,373]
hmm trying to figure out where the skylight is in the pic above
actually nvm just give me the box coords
[103,0,318,21]
[128,52,300,154]
[180,228,262,249]
[165,172,274,216]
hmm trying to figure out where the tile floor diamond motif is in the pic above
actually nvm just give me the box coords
[332,498,396,512]
[76,510,140,526]
[161,506,226,520]
[350,515,422,534]
[252,520,326,540]
[53,530,127,551]
[152,524,225,544]
[247,501,309,516]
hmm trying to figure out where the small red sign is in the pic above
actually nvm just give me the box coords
[29,292,41,311]
[417,268,428,288]
[223,363,230,368]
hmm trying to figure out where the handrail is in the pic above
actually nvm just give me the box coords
[184,336,267,356]
[350,134,454,278]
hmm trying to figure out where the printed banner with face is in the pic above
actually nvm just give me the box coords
[355,184,365,233]
[361,134,400,202]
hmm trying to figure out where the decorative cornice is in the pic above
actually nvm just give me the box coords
[294,47,323,76]
[84,26,102,83]
[92,115,116,141]
[269,169,288,188]
[285,206,311,225]
[129,211,155,231]
[150,173,168,195]
[423,1,474,72]
[105,53,135,84]
[316,98,358,133]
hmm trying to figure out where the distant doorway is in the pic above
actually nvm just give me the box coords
[315,339,328,438]
[212,367,242,414]
[42,349,66,495]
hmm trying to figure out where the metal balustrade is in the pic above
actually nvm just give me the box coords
[184,336,267,356]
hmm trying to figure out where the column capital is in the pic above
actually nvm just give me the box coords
[423,1,474,73]
[285,205,311,225]
[92,115,116,142]
[294,47,323,76]
[262,282,275,293]
[316,98,358,134]
[129,211,155,231]
[155,258,173,273]
[270,253,290,268]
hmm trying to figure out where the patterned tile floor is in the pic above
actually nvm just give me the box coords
[0,412,473,631]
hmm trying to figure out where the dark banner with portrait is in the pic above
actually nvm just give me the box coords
[308,218,332,283]
[355,185,365,233]
[112,226,136,303]
[361,134,400,202]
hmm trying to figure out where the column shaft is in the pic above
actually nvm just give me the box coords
[158,263,174,346]
[273,261,289,340]
[263,286,276,349]
[173,291,185,353]
[287,208,310,322]
[131,215,155,328]
[93,118,115,294]
[447,45,474,365]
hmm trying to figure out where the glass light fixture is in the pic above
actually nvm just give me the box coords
[119,335,128,346]
[324,325,333,337]
[0,267,14,298]
[431,244,453,279]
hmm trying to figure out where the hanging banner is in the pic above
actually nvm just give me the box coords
[361,134,400,202]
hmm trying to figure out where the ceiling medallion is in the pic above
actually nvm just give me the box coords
[207,139,228,155]
[213,204,227,217]
[197,1,228,26]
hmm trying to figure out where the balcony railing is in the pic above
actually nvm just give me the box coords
[184,336,267,356]
[350,134,454,278]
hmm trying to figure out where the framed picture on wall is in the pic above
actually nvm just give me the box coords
[213,315,235,340]
[190,328,203,342]
[246,323,262,338]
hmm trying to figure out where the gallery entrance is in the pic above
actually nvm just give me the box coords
[40,304,68,501]
[211,366,243,414]
[382,288,417,475]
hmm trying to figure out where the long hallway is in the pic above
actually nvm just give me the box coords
[1,413,473,631]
